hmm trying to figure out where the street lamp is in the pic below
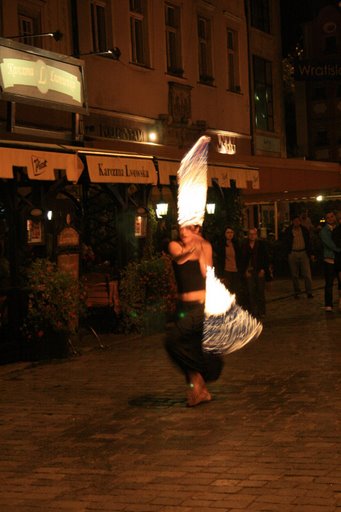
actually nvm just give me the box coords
[156,202,168,218]
[206,203,216,214]
[7,30,63,41]
[79,47,121,60]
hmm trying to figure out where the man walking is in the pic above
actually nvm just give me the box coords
[283,215,314,299]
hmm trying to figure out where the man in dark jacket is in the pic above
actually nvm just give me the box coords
[240,228,270,319]
[283,215,314,299]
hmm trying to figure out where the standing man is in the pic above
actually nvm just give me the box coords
[331,211,341,312]
[283,215,314,299]
[320,211,341,312]
[240,228,270,319]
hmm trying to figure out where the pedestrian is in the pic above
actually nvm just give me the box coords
[165,224,223,407]
[282,214,314,299]
[331,211,341,311]
[240,227,270,319]
[319,211,341,312]
[216,225,242,302]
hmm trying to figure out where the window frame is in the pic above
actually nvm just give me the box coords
[90,0,108,53]
[197,14,213,84]
[17,6,41,47]
[250,0,270,34]
[253,55,274,132]
[165,2,183,76]
[226,27,240,92]
[129,0,150,66]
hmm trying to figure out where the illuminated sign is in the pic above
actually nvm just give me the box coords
[0,37,87,113]
[294,61,341,81]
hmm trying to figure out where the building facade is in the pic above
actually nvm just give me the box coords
[294,4,341,163]
[0,0,340,263]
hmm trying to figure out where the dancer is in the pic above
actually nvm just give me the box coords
[165,224,223,407]
[164,136,223,407]
[165,135,261,406]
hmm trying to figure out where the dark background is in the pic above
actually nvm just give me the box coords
[280,0,341,55]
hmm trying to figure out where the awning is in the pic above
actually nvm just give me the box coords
[208,165,260,189]
[157,159,259,189]
[85,154,157,184]
[0,146,83,181]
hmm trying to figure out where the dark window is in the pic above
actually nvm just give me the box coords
[251,0,270,33]
[18,9,41,46]
[324,36,337,54]
[198,16,213,83]
[253,56,274,131]
[130,0,149,65]
[227,28,240,91]
[165,3,182,75]
[91,1,107,53]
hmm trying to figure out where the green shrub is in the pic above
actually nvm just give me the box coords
[119,254,177,333]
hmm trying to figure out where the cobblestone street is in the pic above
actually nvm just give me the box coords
[0,279,340,512]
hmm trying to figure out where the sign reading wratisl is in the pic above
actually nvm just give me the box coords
[85,154,157,185]
[0,37,87,113]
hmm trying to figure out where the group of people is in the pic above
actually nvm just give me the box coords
[281,210,341,311]
[216,226,271,320]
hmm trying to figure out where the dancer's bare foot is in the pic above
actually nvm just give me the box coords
[187,387,212,407]
[187,371,212,407]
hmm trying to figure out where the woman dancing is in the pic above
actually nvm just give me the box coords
[165,224,223,407]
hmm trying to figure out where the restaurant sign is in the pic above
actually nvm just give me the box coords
[294,60,341,81]
[0,37,87,113]
[85,154,157,184]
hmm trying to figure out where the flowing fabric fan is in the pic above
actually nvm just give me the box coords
[177,135,210,227]
[203,267,263,355]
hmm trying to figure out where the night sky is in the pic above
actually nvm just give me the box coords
[280,0,341,55]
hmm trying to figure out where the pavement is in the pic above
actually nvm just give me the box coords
[0,278,340,512]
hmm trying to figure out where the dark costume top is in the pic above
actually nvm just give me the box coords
[166,257,223,382]
[172,259,205,293]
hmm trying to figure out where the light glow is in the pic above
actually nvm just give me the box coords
[203,266,263,355]
[177,135,210,227]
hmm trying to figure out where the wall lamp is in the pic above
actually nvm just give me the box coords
[206,203,216,215]
[7,30,63,41]
[156,202,168,218]
[79,47,121,60]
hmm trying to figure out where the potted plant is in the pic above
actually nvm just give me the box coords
[119,254,177,334]
[22,258,85,360]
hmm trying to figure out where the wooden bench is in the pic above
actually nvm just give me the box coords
[82,272,120,348]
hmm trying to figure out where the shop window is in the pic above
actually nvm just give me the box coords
[253,55,274,132]
[165,3,183,76]
[91,0,107,53]
[198,15,213,84]
[227,28,240,92]
[251,0,270,33]
[130,0,149,66]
